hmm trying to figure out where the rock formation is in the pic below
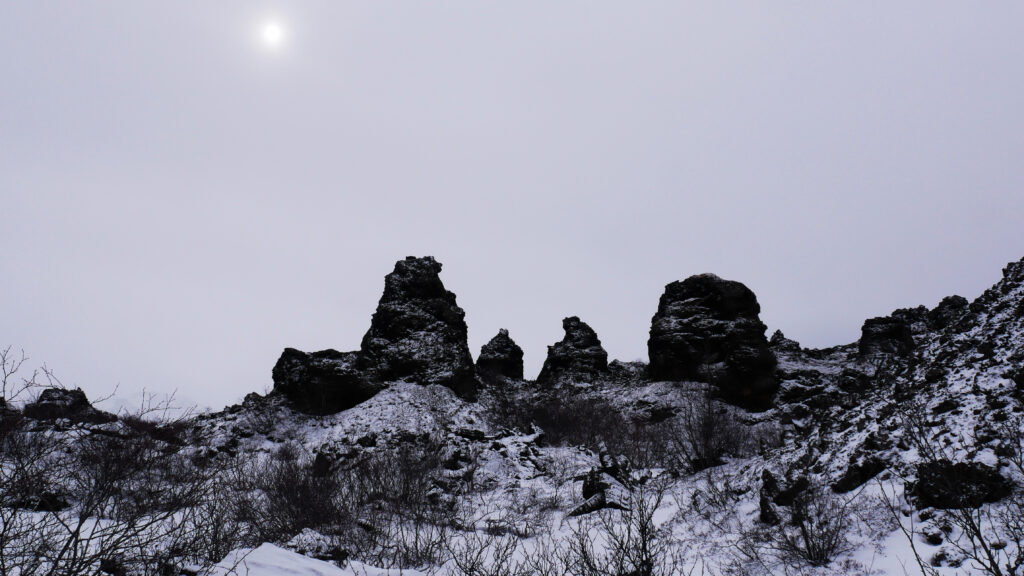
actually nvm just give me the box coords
[927,295,969,330]
[271,349,382,415]
[769,330,801,353]
[858,316,915,357]
[536,317,608,384]
[22,387,117,423]
[272,256,477,414]
[648,274,777,410]
[477,329,524,380]
[359,256,476,398]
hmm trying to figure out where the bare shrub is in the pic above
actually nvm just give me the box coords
[0,402,224,575]
[563,476,683,576]
[771,483,857,567]
[446,531,525,576]
[668,387,745,473]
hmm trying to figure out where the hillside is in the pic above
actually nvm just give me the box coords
[3,255,1024,575]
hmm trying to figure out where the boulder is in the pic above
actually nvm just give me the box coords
[271,348,383,415]
[22,387,116,424]
[648,274,778,410]
[477,329,524,380]
[858,316,915,357]
[912,460,1012,509]
[536,317,608,384]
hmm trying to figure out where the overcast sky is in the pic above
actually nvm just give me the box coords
[2,2,1022,410]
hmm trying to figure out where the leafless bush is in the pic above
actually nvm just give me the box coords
[563,476,684,576]
[446,531,525,576]
[772,483,857,567]
[668,388,746,473]
[0,346,40,405]
[0,403,224,575]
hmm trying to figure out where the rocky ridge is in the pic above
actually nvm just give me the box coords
[8,254,1024,574]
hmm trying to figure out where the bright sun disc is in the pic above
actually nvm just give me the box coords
[262,22,284,47]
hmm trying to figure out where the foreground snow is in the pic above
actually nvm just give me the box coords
[211,543,430,576]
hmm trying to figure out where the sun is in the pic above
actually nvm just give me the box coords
[261,21,285,49]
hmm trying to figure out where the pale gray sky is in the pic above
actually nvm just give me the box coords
[2,2,1022,409]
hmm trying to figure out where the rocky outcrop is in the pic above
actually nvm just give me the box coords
[927,295,969,330]
[272,256,476,414]
[23,388,117,423]
[648,274,777,410]
[271,349,383,415]
[536,317,608,384]
[477,329,524,380]
[858,316,915,357]
[769,330,801,353]
[912,460,1012,509]
[359,257,476,398]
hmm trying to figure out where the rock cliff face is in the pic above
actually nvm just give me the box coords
[359,257,476,398]
[477,329,524,380]
[648,274,777,410]
[536,317,608,384]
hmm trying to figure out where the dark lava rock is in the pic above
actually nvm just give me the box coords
[272,348,383,415]
[928,296,969,330]
[769,330,801,353]
[536,317,608,384]
[912,460,1012,509]
[859,316,915,357]
[772,475,809,507]
[359,256,476,398]
[648,274,778,410]
[477,328,524,380]
[759,470,782,525]
[891,306,931,336]
[832,456,886,493]
[23,388,116,424]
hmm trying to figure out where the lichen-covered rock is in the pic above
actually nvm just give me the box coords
[858,316,915,357]
[648,274,777,410]
[22,387,117,423]
[477,329,524,380]
[536,317,608,384]
[271,348,382,415]
[359,256,476,398]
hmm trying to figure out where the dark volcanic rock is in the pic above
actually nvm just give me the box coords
[769,330,801,353]
[928,295,969,330]
[477,329,524,380]
[891,306,931,336]
[23,388,116,423]
[859,316,915,357]
[536,317,608,384]
[648,274,778,410]
[912,460,1012,509]
[272,348,383,415]
[359,256,476,398]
